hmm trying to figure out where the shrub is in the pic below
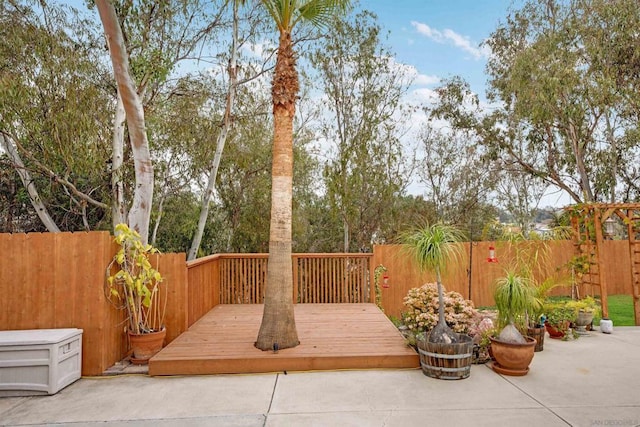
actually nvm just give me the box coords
[402,283,478,334]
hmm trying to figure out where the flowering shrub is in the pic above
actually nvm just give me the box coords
[401,283,478,334]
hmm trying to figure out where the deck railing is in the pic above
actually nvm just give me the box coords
[213,253,374,304]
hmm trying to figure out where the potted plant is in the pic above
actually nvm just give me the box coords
[527,278,565,351]
[544,301,576,339]
[401,222,474,380]
[106,223,166,364]
[489,271,537,376]
[401,283,478,340]
[567,296,601,334]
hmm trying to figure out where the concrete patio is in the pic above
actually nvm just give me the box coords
[1,327,639,427]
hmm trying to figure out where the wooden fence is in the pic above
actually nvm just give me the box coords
[0,232,635,375]
[0,232,189,376]
[373,241,634,318]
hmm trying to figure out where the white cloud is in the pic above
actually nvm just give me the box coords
[411,21,488,60]
[411,21,443,41]
[410,87,439,104]
[413,74,440,86]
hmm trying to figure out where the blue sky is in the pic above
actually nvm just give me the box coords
[359,0,515,100]
[351,1,580,207]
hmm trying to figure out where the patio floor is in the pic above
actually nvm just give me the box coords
[2,327,639,426]
[148,303,419,376]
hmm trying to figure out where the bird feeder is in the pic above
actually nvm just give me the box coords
[487,245,498,263]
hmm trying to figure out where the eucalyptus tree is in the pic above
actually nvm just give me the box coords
[187,0,276,260]
[249,0,351,351]
[96,0,155,242]
[0,1,112,232]
[96,0,229,243]
[430,0,640,206]
[310,9,414,252]
[417,123,495,230]
[0,0,230,238]
[482,0,640,204]
[215,87,273,253]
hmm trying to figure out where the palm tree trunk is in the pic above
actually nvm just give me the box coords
[255,31,299,350]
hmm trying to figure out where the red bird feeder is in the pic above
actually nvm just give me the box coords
[487,245,498,263]
[382,274,390,288]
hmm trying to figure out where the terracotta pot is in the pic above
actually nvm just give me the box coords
[128,328,166,364]
[544,321,566,339]
[489,336,536,376]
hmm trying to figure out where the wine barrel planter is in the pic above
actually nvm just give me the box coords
[527,326,545,352]
[416,332,474,380]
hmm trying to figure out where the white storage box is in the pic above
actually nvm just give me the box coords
[0,328,82,396]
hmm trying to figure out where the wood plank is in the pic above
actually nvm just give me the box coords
[149,303,419,376]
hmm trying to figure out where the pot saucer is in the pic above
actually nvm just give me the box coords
[490,361,529,376]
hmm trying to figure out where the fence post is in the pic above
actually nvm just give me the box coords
[292,254,299,304]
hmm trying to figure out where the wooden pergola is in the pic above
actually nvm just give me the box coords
[568,203,640,325]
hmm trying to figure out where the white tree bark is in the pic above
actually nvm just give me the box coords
[187,0,240,260]
[0,132,61,232]
[111,90,127,228]
[97,0,154,243]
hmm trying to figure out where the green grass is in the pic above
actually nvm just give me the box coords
[599,294,636,326]
[547,294,636,326]
[479,294,637,326]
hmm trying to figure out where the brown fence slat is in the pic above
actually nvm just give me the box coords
[1,235,635,376]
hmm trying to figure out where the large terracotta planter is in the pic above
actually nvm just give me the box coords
[128,328,166,365]
[489,336,536,376]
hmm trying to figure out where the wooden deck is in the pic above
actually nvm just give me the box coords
[149,304,419,376]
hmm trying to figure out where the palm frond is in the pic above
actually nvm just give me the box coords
[295,0,350,29]
[400,222,465,274]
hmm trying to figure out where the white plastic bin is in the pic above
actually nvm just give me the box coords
[0,328,83,396]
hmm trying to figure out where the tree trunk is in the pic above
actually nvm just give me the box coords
[97,0,154,244]
[0,132,60,233]
[188,0,240,261]
[111,90,127,228]
[343,216,350,252]
[567,121,594,202]
[255,31,299,351]
[0,132,60,232]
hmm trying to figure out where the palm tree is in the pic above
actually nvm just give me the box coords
[401,222,465,343]
[252,0,351,351]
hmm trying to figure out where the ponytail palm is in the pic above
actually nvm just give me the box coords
[402,222,465,343]
[251,0,351,351]
[494,271,536,343]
